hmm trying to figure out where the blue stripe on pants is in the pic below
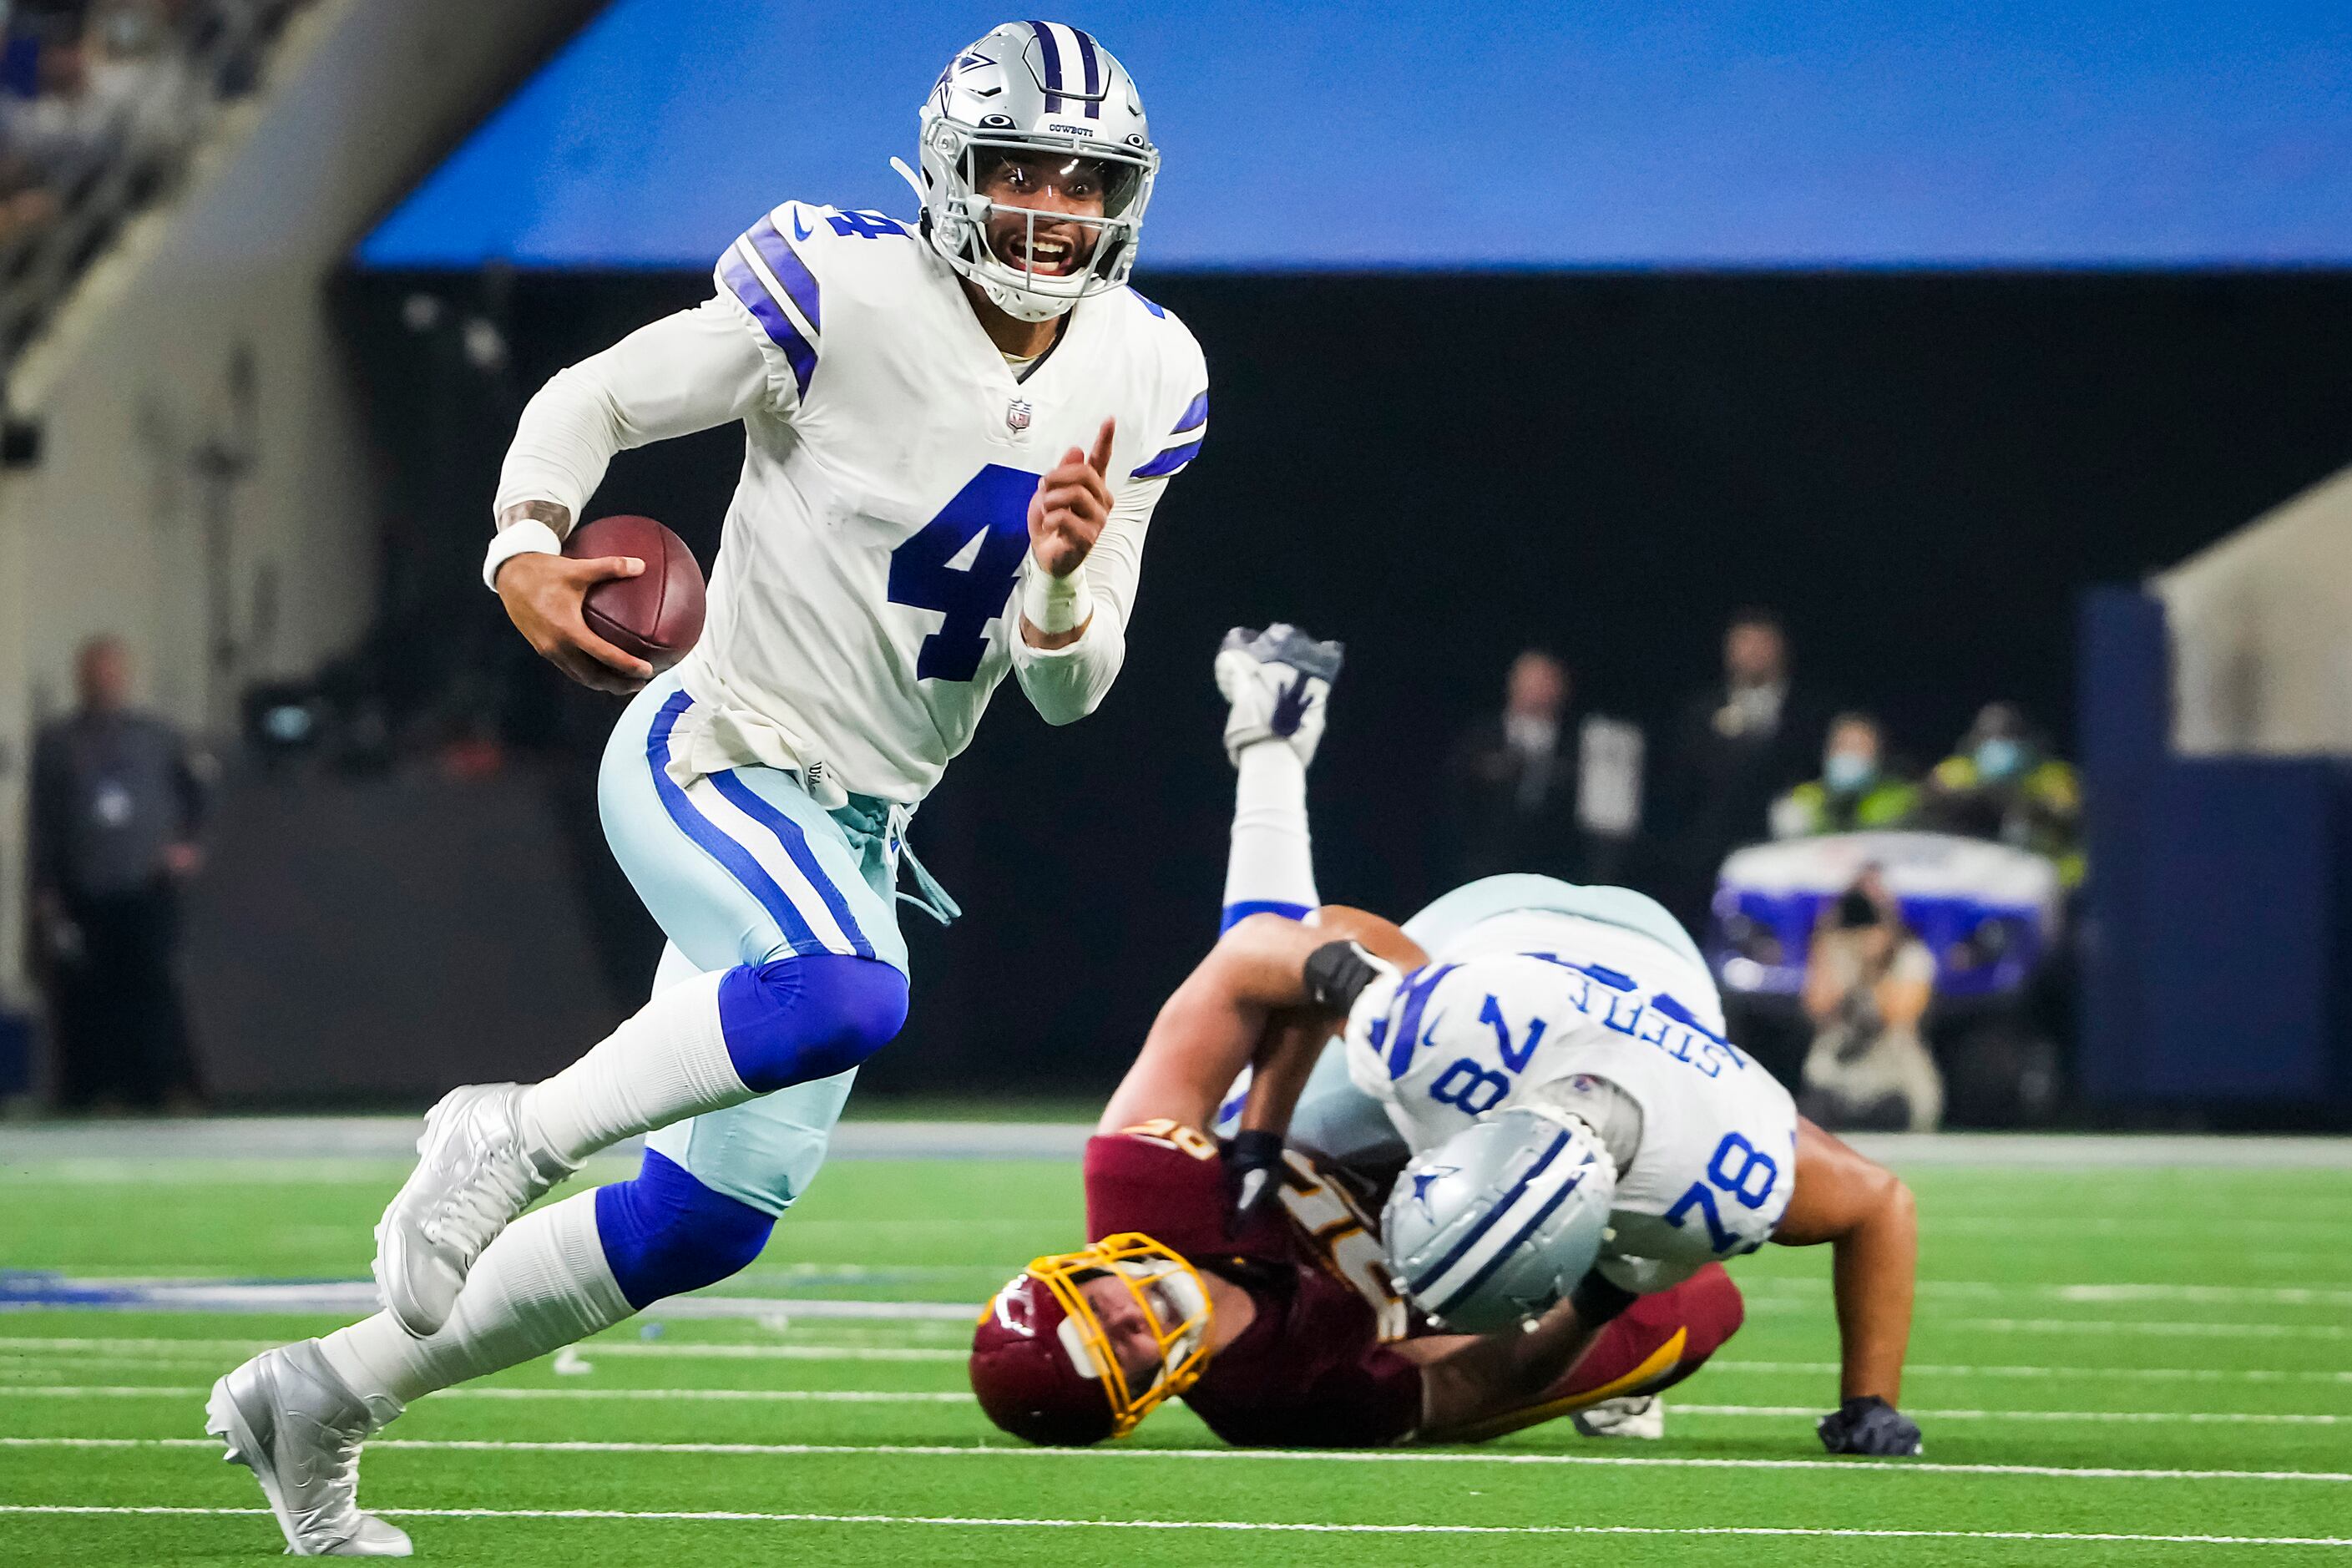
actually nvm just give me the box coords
[706,770,877,960]
[641,691,823,955]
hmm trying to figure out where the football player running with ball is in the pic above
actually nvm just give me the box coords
[973,628,1922,1455]
[209,25,1206,1555]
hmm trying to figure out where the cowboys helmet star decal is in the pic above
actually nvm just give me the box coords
[1409,1166,1459,1218]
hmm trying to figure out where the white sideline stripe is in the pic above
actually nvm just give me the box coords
[1965,1318,2351,1340]
[8,1434,2350,1485]
[1673,1406,2346,1426]
[0,1336,965,1364]
[1748,1280,2352,1308]
[1715,1360,2352,1387]
[0,1385,972,1404]
[0,1504,2343,1545]
[0,1282,979,1323]
[25,1276,2352,1318]
[4,1338,2344,1386]
[3,1386,2344,1428]
[2054,1285,2352,1307]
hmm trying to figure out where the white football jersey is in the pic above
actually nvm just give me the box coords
[673,201,1206,803]
[1348,911,1797,1291]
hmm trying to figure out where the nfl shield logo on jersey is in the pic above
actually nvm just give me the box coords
[1005,398,1033,433]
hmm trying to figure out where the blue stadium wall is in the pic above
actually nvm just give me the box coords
[2079,588,2352,1117]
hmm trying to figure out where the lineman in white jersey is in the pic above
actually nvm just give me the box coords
[1186,627,1925,1456]
[207,24,1206,1555]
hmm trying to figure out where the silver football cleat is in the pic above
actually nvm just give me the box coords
[1572,1393,1666,1439]
[1215,623,1345,767]
[374,1082,574,1338]
[205,1340,411,1557]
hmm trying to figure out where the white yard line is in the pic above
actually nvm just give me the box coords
[1963,1318,2350,1340]
[8,1433,2352,1488]
[0,1502,2342,1545]
[3,1336,2344,1386]
[1672,1406,2344,1425]
[15,1276,2352,1321]
[0,1336,965,1364]
[0,1282,980,1322]
[5,1383,2344,1424]
[0,1384,972,1403]
[1744,1281,2352,1308]
[1714,1360,2352,1386]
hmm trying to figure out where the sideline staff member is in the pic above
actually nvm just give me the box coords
[29,636,210,1110]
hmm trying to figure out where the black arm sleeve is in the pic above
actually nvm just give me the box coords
[1302,941,1383,1014]
[1568,1267,1639,1327]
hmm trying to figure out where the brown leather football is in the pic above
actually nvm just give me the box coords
[567,514,706,670]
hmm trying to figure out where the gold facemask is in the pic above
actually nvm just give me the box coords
[1016,1232,1215,1437]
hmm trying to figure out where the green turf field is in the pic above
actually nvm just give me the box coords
[3,1135,2349,1565]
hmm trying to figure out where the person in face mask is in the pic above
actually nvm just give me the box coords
[1925,703,2083,886]
[1769,713,1919,839]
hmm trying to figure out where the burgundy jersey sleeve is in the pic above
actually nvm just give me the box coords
[1082,1126,1421,1449]
[1083,1126,1292,1261]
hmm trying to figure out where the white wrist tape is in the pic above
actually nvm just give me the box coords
[1021,559,1094,636]
[483,518,565,591]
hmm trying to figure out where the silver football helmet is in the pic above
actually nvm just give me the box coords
[903,22,1158,322]
[1383,1106,1619,1333]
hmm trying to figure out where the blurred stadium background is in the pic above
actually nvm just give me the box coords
[3,3,2351,1561]
[3,0,2348,1124]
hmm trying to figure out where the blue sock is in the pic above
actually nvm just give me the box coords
[594,1148,775,1310]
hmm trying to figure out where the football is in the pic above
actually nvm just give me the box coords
[567,513,706,670]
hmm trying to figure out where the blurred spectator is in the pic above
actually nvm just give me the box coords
[28,635,210,1110]
[83,1,197,160]
[1769,711,1919,838]
[1798,867,1943,1131]
[1657,608,1827,927]
[1441,650,1645,887]
[1923,701,2083,887]
[0,0,304,348]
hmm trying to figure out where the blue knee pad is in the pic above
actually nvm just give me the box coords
[716,952,908,1093]
[595,1148,775,1310]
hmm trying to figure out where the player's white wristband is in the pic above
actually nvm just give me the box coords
[1021,559,1094,637]
[483,518,565,592]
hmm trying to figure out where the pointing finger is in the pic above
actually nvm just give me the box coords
[1088,417,1116,476]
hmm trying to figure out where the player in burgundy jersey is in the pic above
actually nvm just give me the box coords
[969,629,1748,1447]
[971,1111,1745,1447]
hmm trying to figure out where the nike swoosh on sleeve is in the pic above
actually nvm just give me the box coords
[790,208,813,242]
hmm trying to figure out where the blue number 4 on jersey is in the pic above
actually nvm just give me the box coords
[887,463,1034,681]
